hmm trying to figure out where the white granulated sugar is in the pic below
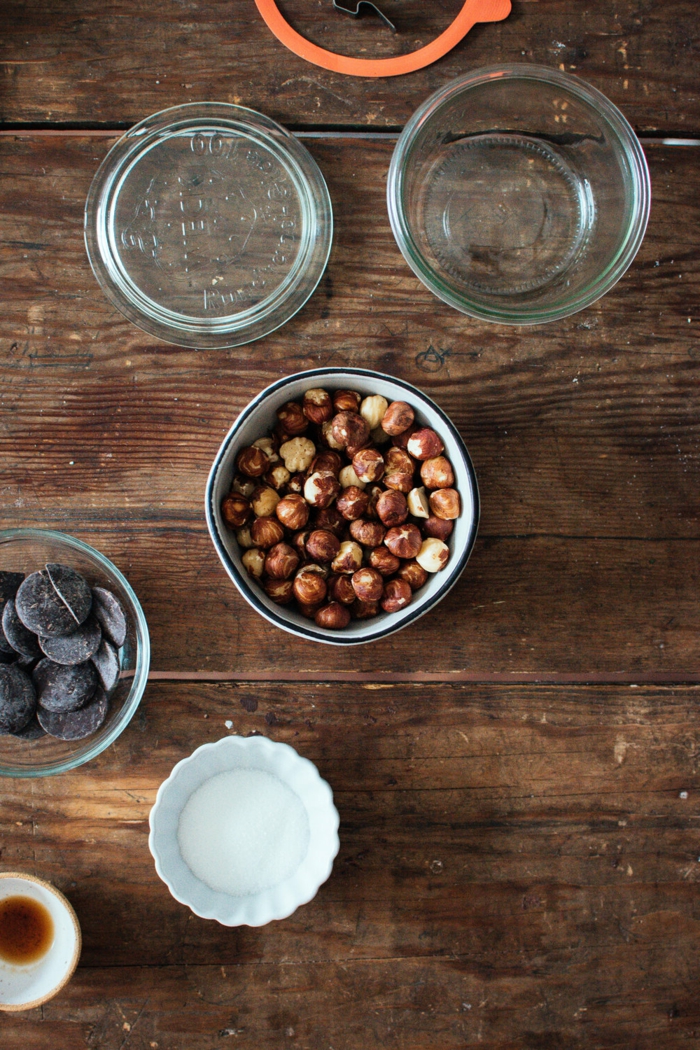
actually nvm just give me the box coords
[177,769,310,897]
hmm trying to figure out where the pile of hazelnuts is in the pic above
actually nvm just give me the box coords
[221,387,461,630]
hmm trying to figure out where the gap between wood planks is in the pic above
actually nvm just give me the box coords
[148,670,700,684]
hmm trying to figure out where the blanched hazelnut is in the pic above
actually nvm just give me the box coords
[235,525,255,549]
[396,560,429,591]
[339,464,366,490]
[336,485,369,521]
[242,548,265,579]
[263,578,295,604]
[416,537,450,573]
[349,519,386,547]
[237,445,269,477]
[304,470,341,508]
[253,436,279,463]
[429,488,461,520]
[276,493,309,530]
[368,546,400,577]
[277,400,308,435]
[251,516,285,549]
[231,474,256,498]
[352,599,380,620]
[221,494,251,528]
[280,436,316,473]
[384,524,422,559]
[360,394,389,431]
[290,529,310,558]
[371,425,391,446]
[320,419,344,450]
[327,574,356,605]
[381,400,414,436]
[286,472,305,495]
[351,567,384,603]
[302,388,333,424]
[391,423,419,450]
[380,578,412,612]
[293,567,328,605]
[332,389,361,413]
[264,542,300,580]
[407,427,444,461]
[420,456,454,489]
[376,490,408,527]
[423,516,454,541]
[251,485,280,518]
[352,447,385,484]
[313,506,346,537]
[315,602,351,630]
[407,486,430,518]
[265,464,291,490]
[306,529,341,563]
[331,411,370,450]
[309,450,342,476]
[331,541,363,575]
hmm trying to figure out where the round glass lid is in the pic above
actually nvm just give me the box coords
[85,103,333,348]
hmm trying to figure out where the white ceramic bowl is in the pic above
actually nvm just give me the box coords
[148,736,340,927]
[0,872,81,1011]
[206,367,480,645]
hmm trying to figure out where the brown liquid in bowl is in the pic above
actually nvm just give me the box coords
[0,895,54,964]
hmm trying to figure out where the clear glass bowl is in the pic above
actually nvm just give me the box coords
[387,65,651,325]
[0,529,150,777]
[85,103,333,348]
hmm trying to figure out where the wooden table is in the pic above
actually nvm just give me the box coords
[2,2,699,1046]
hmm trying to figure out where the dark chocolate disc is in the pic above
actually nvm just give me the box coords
[91,638,120,692]
[33,658,97,713]
[91,587,127,648]
[11,716,46,741]
[2,599,42,659]
[39,616,101,666]
[15,571,78,638]
[45,564,92,627]
[38,686,108,741]
[0,664,36,734]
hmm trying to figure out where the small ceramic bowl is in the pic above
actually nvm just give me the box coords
[149,735,340,927]
[0,872,81,1012]
[206,367,479,645]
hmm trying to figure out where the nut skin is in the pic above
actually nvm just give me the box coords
[327,574,356,605]
[365,484,384,520]
[407,427,444,461]
[381,400,415,436]
[391,423,419,451]
[429,488,461,520]
[276,400,308,436]
[368,546,401,577]
[221,494,251,528]
[304,470,341,508]
[331,541,363,575]
[416,537,450,573]
[242,548,265,579]
[346,437,372,460]
[320,419,344,450]
[384,447,416,493]
[313,506,346,538]
[349,519,386,547]
[384,523,422,559]
[332,390,361,413]
[396,560,428,591]
[420,456,454,490]
[380,578,412,613]
[279,437,316,473]
[338,464,366,490]
[231,474,256,498]
[293,568,328,605]
[360,394,389,431]
[250,516,285,549]
[306,529,341,563]
[290,529,310,558]
[297,600,324,619]
[376,489,408,527]
[384,471,413,493]
[237,445,269,477]
[353,447,385,484]
[423,516,454,541]
[263,578,295,604]
[302,388,333,425]
[264,542,300,580]
[309,450,342,476]
[352,599,380,620]
[276,493,310,530]
[336,485,370,521]
[407,486,430,519]
[351,567,384,603]
[315,602,352,630]
[265,464,291,491]
[331,411,370,450]
[250,485,281,518]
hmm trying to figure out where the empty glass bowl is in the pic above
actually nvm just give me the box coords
[387,65,651,325]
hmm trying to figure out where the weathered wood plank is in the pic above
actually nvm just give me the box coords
[1,1,699,133]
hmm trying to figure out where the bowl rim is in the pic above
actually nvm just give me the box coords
[0,527,150,777]
[205,366,480,646]
[387,63,652,326]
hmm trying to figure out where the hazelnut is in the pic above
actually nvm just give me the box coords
[297,600,324,619]
[242,549,265,579]
[250,516,285,549]
[371,425,391,446]
[407,427,444,461]
[306,529,341,563]
[376,490,408,527]
[429,488,461,520]
[221,494,251,528]
[304,470,341,508]
[416,537,450,573]
[338,464,366,490]
[420,456,454,489]
[365,484,384,519]
[332,389,361,413]
[396,560,429,591]
[423,516,454,541]
[391,423,419,451]
[309,450,342,476]
[276,493,310,530]
[407,486,430,519]
[315,602,351,630]
[352,599,380,620]
[353,447,385,484]
[384,472,413,493]
[264,542,300,580]
[286,472,305,495]
[250,485,280,518]
[349,519,386,547]
[265,464,291,490]
[351,567,384,603]
[293,567,328,605]
[237,445,269,477]
[384,524,422,559]
[290,529,310,558]
[231,474,256,498]
[276,400,308,435]
[384,447,415,493]
[280,436,316,473]
[368,546,400,577]
[253,436,279,463]
[336,485,369,521]
[235,525,255,549]
[360,394,389,431]
[302,388,333,424]
[380,578,412,613]
[381,401,415,436]
[331,540,363,575]
[313,506,346,537]
[263,578,295,604]
[327,574,356,605]
[331,411,370,450]
[320,419,344,450]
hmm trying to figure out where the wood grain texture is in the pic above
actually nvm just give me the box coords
[1,0,699,133]
[2,682,700,1047]
[0,135,699,674]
